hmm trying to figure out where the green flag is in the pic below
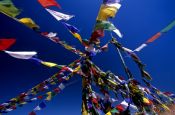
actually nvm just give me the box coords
[95,20,116,30]
[111,108,119,114]
[161,20,175,33]
[95,20,122,38]
[0,0,21,17]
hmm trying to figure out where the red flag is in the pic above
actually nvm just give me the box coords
[90,29,104,44]
[38,0,61,8]
[146,32,162,43]
[100,43,109,51]
[116,104,124,112]
[28,111,36,115]
[90,29,104,40]
[0,38,16,51]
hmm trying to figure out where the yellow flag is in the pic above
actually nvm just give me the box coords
[41,61,58,67]
[106,111,112,115]
[19,18,39,29]
[97,5,118,21]
[46,92,52,101]
[73,65,81,73]
[82,102,88,115]
[143,97,150,104]
[107,79,118,86]
[161,104,170,111]
[64,44,74,50]
[72,32,82,43]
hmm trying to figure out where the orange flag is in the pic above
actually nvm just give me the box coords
[38,0,61,9]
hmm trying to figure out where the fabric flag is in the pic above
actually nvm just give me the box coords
[163,92,174,97]
[31,58,65,69]
[19,18,39,30]
[103,0,121,4]
[42,61,65,69]
[143,97,152,106]
[134,20,175,52]
[134,43,147,52]
[111,108,120,114]
[146,32,162,43]
[71,33,82,43]
[73,65,81,73]
[91,29,104,39]
[97,4,118,21]
[95,21,122,38]
[0,38,16,51]
[100,43,109,51]
[41,61,58,68]
[103,0,121,8]
[142,70,152,80]
[90,29,104,44]
[62,22,82,43]
[29,111,36,115]
[120,100,138,114]
[45,92,52,101]
[160,20,175,33]
[38,0,61,8]
[46,8,74,21]
[45,32,57,38]
[41,32,60,43]
[62,22,79,33]
[58,83,65,90]
[4,51,37,59]
[0,0,21,18]
[34,102,46,111]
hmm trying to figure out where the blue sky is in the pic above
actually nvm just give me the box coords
[0,0,175,114]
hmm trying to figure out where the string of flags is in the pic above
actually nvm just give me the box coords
[0,0,175,115]
[134,20,175,52]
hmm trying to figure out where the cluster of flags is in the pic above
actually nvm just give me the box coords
[0,0,175,115]
[0,55,80,114]
[89,0,122,45]
[38,0,83,43]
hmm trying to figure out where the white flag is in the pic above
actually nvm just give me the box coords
[106,3,121,9]
[47,32,57,38]
[4,50,37,59]
[121,100,138,113]
[134,44,147,52]
[34,106,41,111]
[113,28,123,38]
[58,83,65,90]
[46,8,74,21]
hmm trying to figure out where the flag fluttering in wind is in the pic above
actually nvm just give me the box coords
[134,20,175,52]
[19,18,40,30]
[34,101,46,111]
[4,51,37,59]
[0,38,16,51]
[62,22,82,43]
[103,0,121,8]
[95,20,122,38]
[38,0,61,9]
[0,0,21,18]
[97,4,119,21]
[31,58,66,69]
[46,8,74,21]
